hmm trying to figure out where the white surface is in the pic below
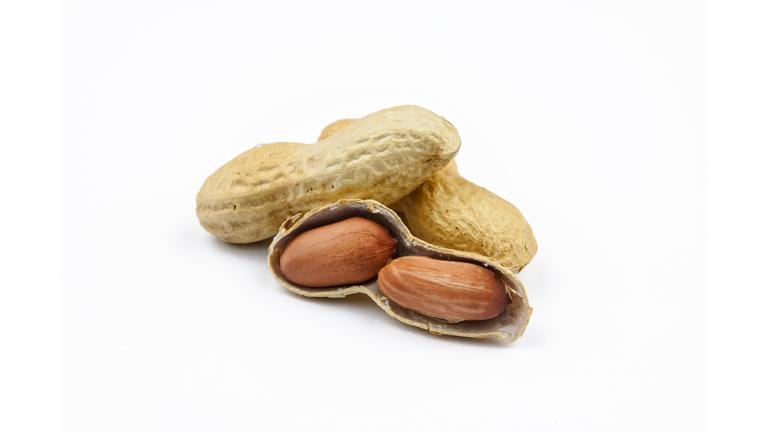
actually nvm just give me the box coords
[62,1,706,431]
[708,2,768,431]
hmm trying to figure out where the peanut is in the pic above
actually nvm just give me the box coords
[196,105,460,243]
[268,200,533,343]
[378,256,510,323]
[280,217,397,287]
[318,119,537,273]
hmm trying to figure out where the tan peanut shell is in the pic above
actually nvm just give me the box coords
[196,105,461,243]
[267,200,532,343]
[318,119,537,273]
[317,119,356,141]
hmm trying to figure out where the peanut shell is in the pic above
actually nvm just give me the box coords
[197,105,461,243]
[317,119,356,141]
[318,118,537,273]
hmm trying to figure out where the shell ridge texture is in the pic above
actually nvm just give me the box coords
[197,105,460,243]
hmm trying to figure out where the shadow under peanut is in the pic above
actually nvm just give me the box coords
[286,290,518,349]
[204,235,273,262]
[201,233,533,348]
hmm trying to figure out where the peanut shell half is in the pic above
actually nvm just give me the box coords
[267,199,532,343]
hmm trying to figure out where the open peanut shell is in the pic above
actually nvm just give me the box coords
[267,200,533,343]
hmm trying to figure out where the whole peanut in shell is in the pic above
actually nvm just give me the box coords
[377,256,510,323]
[196,105,460,243]
[280,217,397,287]
[318,119,537,273]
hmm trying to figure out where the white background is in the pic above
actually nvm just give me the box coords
[56,1,710,430]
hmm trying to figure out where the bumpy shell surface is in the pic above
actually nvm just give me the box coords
[196,105,461,243]
[267,200,532,343]
[318,119,537,273]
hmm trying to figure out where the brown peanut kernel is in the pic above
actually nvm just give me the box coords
[280,217,397,288]
[377,256,510,323]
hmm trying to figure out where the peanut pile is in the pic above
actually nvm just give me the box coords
[197,106,536,343]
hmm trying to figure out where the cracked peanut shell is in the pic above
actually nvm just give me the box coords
[268,199,532,343]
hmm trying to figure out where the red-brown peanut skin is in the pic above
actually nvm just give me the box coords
[280,217,398,288]
[377,256,510,323]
